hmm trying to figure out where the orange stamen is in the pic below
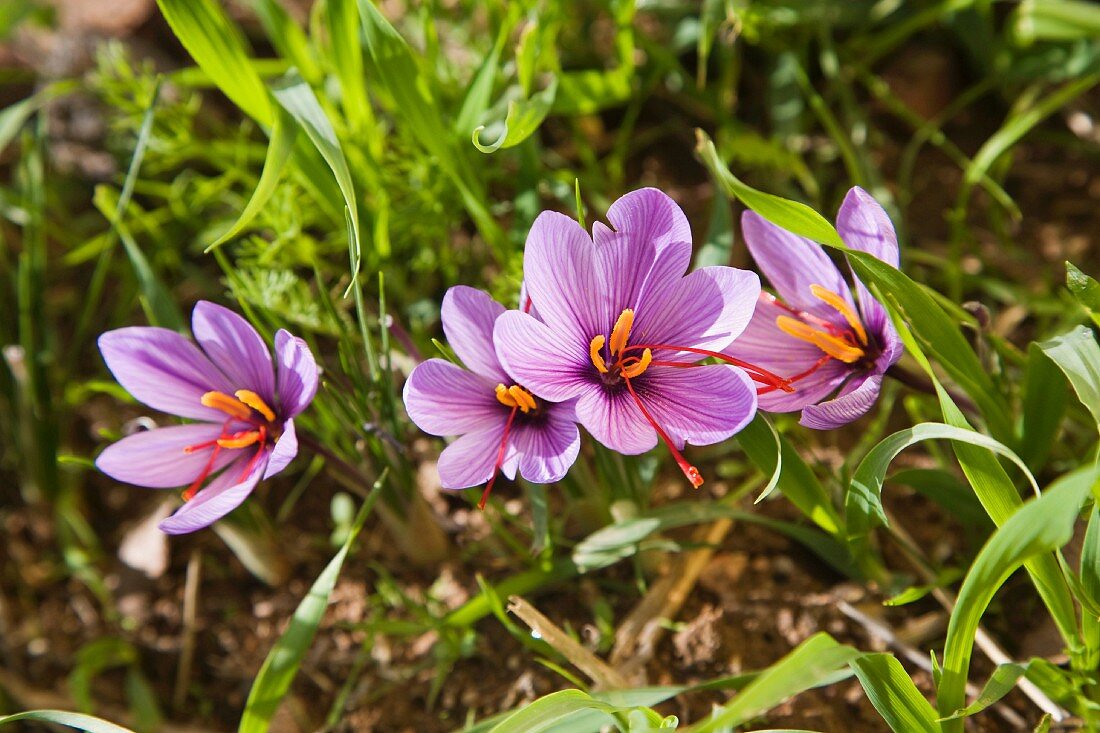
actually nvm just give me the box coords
[609,309,634,356]
[507,385,537,413]
[809,284,867,345]
[775,316,864,363]
[589,334,609,373]
[620,348,652,378]
[234,389,276,422]
[201,391,252,421]
[217,429,262,449]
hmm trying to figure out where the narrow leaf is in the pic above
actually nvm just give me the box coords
[851,654,938,733]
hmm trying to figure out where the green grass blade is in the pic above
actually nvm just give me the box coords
[0,710,137,733]
[325,0,372,131]
[850,654,939,733]
[206,102,297,251]
[1066,262,1100,327]
[486,690,615,733]
[238,483,382,733]
[936,466,1098,731]
[938,662,1030,722]
[473,78,559,153]
[155,0,273,125]
[248,0,322,83]
[1019,344,1069,472]
[1039,325,1100,434]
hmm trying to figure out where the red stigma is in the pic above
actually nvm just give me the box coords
[622,374,704,489]
[479,405,519,510]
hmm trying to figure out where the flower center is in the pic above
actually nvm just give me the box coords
[495,383,538,413]
[774,284,867,364]
[478,383,540,510]
[589,308,653,380]
[180,390,279,502]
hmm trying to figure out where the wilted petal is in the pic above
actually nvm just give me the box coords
[494,311,591,402]
[403,358,504,436]
[596,187,693,250]
[512,412,581,483]
[574,383,657,455]
[742,211,855,324]
[436,425,516,490]
[99,327,235,421]
[274,329,318,418]
[441,286,508,382]
[158,451,268,534]
[800,374,883,429]
[95,423,242,488]
[263,419,298,479]
[192,301,275,402]
[522,211,605,342]
[641,365,757,448]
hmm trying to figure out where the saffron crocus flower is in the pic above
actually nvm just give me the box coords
[494,188,770,488]
[402,286,580,508]
[725,187,903,429]
[96,301,318,534]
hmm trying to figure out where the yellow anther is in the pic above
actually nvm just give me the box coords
[508,385,537,413]
[589,334,609,374]
[609,308,635,356]
[235,389,276,422]
[621,348,653,379]
[776,316,865,363]
[495,383,518,408]
[217,430,262,449]
[201,391,253,420]
[809,284,867,345]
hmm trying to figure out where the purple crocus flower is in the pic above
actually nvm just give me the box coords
[493,188,766,488]
[725,187,903,429]
[96,301,318,534]
[402,286,580,508]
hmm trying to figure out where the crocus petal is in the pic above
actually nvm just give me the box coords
[274,329,319,418]
[521,211,605,343]
[593,229,667,331]
[494,311,591,403]
[837,187,899,336]
[192,301,275,402]
[263,419,298,479]
[574,384,657,455]
[95,423,242,488]
[158,451,268,534]
[441,286,508,382]
[436,426,518,490]
[403,358,506,436]
[742,211,855,323]
[512,412,581,484]
[595,187,692,250]
[640,365,757,448]
[99,327,236,421]
[800,374,883,429]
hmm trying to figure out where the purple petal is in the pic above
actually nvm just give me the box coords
[99,327,236,421]
[836,187,899,336]
[574,383,657,455]
[442,286,508,382]
[742,211,855,323]
[192,301,275,402]
[494,311,590,402]
[521,211,604,342]
[593,229,672,331]
[403,358,506,436]
[436,425,517,490]
[274,329,318,418]
[96,423,242,488]
[640,365,757,448]
[595,188,692,250]
[512,411,581,483]
[158,451,268,534]
[264,419,298,478]
[800,374,883,429]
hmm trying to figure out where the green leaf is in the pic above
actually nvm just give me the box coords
[850,654,939,733]
[936,466,1098,732]
[1015,0,1100,44]
[0,711,137,733]
[938,661,1030,721]
[690,633,860,732]
[1039,325,1100,433]
[473,78,559,153]
[455,13,513,136]
[271,70,361,276]
[155,0,272,124]
[487,690,617,733]
[1066,262,1100,326]
[238,484,382,733]
[1019,344,1069,471]
[249,0,322,83]
[846,422,1038,552]
[207,102,297,251]
[325,0,371,131]
[695,190,734,269]
[1081,504,1100,608]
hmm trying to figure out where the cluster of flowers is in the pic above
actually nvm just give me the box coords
[404,187,901,508]
[94,186,899,532]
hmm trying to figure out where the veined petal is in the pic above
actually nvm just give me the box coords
[263,419,298,479]
[494,311,590,403]
[641,365,757,448]
[512,412,581,484]
[192,301,275,403]
[574,383,657,455]
[442,286,508,382]
[742,211,855,323]
[99,327,236,421]
[521,210,605,342]
[596,187,693,251]
[158,451,269,534]
[837,187,899,337]
[403,359,504,436]
[436,425,517,490]
[274,329,318,419]
[593,229,668,332]
[800,374,883,429]
[95,423,242,488]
